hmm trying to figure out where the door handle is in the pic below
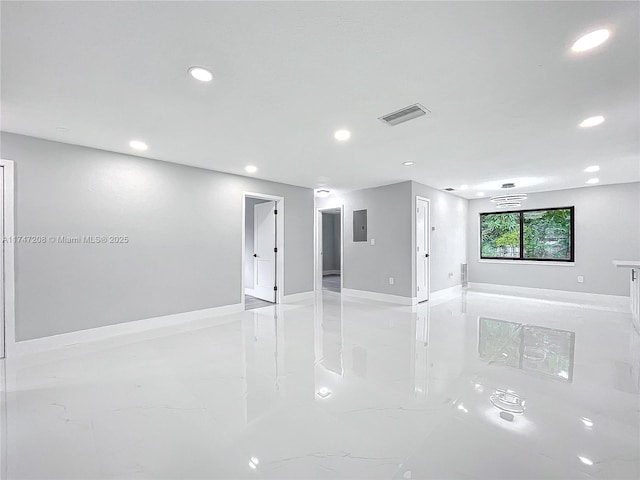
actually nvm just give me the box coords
[425,254,429,258]
[253,254,258,258]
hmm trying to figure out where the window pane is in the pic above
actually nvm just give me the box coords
[523,208,572,260]
[481,213,520,258]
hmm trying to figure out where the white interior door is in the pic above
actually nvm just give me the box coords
[253,201,276,302]
[0,167,4,358]
[417,198,430,303]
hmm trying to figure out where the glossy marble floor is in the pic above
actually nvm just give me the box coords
[1,290,639,479]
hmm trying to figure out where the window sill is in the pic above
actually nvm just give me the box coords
[478,259,575,266]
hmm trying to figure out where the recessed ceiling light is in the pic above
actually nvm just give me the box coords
[460,185,469,190]
[578,456,593,466]
[571,29,610,53]
[403,161,415,166]
[584,165,600,173]
[579,116,605,128]
[586,178,599,184]
[477,192,485,197]
[334,129,351,141]
[129,140,148,151]
[188,66,214,82]
[245,165,257,174]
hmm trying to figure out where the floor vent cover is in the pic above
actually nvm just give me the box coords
[379,103,430,126]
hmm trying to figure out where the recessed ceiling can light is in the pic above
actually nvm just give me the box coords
[245,165,257,174]
[334,129,351,141]
[477,192,485,197]
[129,140,148,151]
[571,29,610,53]
[578,456,594,466]
[403,161,415,166]
[579,116,605,128]
[316,189,331,197]
[584,165,600,173]
[188,66,214,82]
[586,178,599,184]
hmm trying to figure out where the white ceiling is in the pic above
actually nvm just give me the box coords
[2,1,639,198]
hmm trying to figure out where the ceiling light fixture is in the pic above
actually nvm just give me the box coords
[477,192,485,197]
[317,387,332,398]
[579,116,605,128]
[584,165,600,173]
[580,417,594,428]
[571,29,610,53]
[334,129,351,142]
[578,456,594,466]
[316,189,331,197]
[188,66,214,82]
[490,183,527,209]
[245,165,257,174]
[403,161,415,166]
[129,140,148,151]
[586,178,599,184]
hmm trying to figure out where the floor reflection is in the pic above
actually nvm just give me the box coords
[478,317,576,382]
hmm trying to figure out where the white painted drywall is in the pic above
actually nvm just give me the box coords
[467,182,640,296]
[411,182,468,295]
[1,132,314,341]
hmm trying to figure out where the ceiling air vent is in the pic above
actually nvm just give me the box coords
[444,188,455,192]
[379,103,430,126]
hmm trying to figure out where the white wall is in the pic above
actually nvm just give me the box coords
[1,132,314,341]
[467,182,640,296]
[411,181,468,295]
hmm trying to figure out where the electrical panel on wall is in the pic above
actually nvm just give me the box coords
[353,209,367,242]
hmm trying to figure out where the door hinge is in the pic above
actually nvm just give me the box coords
[274,286,278,291]
[274,209,278,215]
[274,247,278,253]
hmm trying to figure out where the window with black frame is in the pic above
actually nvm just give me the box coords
[480,207,574,262]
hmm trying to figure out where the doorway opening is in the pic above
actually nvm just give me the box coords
[416,196,431,303]
[0,160,15,359]
[316,207,343,293]
[243,193,284,311]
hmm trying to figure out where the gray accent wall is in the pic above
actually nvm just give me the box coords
[244,197,271,289]
[1,132,314,340]
[322,212,341,273]
[318,182,413,297]
[317,181,468,298]
[467,182,640,296]
[411,181,468,295]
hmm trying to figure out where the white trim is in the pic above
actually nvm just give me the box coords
[0,160,15,360]
[428,285,463,305]
[478,259,575,267]
[7,302,243,357]
[415,195,431,302]
[283,291,315,303]
[342,288,417,306]
[316,206,344,293]
[468,282,630,312]
[242,192,285,308]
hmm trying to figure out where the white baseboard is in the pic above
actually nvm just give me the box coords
[7,303,244,358]
[428,285,463,305]
[342,288,416,306]
[283,291,315,303]
[468,282,630,312]
[323,270,341,276]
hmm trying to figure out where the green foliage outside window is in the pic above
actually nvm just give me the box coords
[481,207,573,261]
